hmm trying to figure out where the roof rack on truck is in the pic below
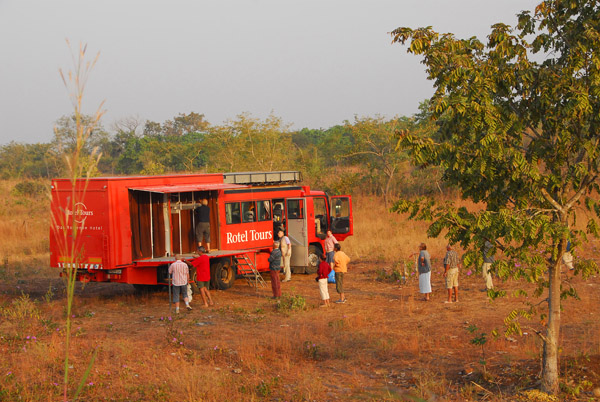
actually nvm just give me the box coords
[223,171,302,186]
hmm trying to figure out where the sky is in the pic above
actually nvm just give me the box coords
[0,0,541,145]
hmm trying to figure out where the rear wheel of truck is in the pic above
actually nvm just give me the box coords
[188,265,200,294]
[211,261,236,290]
[306,245,322,274]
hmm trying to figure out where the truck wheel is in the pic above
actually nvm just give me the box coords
[211,261,236,290]
[306,245,321,274]
[189,266,200,294]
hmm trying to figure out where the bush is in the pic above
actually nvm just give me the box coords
[276,294,307,312]
[11,181,47,198]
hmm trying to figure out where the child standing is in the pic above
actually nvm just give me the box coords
[317,254,332,307]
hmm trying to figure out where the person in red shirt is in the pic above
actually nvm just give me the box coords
[189,247,214,307]
[317,254,332,307]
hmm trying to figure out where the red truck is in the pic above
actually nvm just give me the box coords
[49,171,353,290]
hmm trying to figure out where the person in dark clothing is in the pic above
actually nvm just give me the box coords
[195,199,211,251]
[268,241,282,299]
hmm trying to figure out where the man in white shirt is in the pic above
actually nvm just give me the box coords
[168,256,192,313]
[278,229,292,282]
[324,230,339,270]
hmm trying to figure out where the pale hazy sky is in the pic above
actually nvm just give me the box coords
[0,0,540,145]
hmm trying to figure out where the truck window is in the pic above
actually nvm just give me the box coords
[330,196,351,234]
[313,197,327,235]
[332,198,349,218]
[257,200,271,222]
[242,201,256,223]
[287,199,304,219]
[226,202,241,224]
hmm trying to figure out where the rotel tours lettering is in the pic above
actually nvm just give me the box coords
[226,230,273,244]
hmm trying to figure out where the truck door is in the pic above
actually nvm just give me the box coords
[330,196,353,240]
[286,198,308,268]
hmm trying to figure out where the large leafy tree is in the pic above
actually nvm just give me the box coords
[0,141,59,178]
[391,0,599,394]
[342,116,411,205]
[143,112,209,137]
[51,114,109,176]
[203,113,294,172]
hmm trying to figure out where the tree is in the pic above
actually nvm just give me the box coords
[143,112,209,137]
[51,114,109,176]
[52,114,108,153]
[342,116,411,205]
[0,142,59,178]
[391,0,599,395]
[203,113,294,172]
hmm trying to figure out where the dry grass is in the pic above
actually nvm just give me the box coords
[0,180,50,259]
[1,181,600,401]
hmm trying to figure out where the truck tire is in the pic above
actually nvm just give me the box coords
[306,245,322,274]
[188,265,200,294]
[211,260,236,290]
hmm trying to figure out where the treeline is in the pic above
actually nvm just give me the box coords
[0,106,441,200]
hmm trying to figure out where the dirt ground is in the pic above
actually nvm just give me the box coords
[1,253,599,401]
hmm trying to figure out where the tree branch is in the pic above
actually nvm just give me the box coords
[540,188,564,213]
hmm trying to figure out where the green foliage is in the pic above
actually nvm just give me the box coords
[466,324,488,372]
[0,142,59,179]
[391,0,600,394]
[340,116,413,204]
[375,265,406,284]
[11,181,47,198]
[203,112,294,173]
[276,293,307,312]
[1,293,41,321]
[144,112,209,137]
[302,341,322,360]
[43,285,54,304]
[255,376,280,397]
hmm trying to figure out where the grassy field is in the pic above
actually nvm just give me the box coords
[0,180,599,401]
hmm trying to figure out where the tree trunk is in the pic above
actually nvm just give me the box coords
[541,247,563,394]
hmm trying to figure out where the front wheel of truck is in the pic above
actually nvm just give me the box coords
[211,260,236,290]
[306,245,322,274]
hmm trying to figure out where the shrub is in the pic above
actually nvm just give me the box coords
[11,181,47,198]
[276,294,307,312]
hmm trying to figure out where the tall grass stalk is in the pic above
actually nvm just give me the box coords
[52,40,104,401]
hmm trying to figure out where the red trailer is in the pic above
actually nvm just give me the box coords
[49,171,353,290]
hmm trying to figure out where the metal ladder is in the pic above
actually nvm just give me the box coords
[236,253,266,289]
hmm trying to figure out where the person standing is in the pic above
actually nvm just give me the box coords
[417,243,432,301]
[443,244,460,303]
[268,241,283,299]
[333,243,351,304]
[278,229,292,282]
[317,254,332,307]
[189,247,213,307]
[195,199,211,252]
[168,255,192,313]
[482,240,495,290]
[324,230,339,270]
